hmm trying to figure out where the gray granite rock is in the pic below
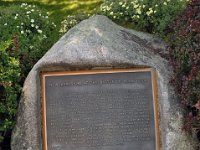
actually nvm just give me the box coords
[11,15,195,150]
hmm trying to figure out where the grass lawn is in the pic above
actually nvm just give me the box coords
[0,0,103,25]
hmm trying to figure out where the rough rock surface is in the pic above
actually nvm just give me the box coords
[11,15,195,150]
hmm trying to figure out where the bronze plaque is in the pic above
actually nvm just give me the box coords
[41,69,160,150]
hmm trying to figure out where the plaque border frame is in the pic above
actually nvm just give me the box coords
[41,68,160,150]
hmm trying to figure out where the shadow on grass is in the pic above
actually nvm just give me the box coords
[0,0,102,28]
[0,0,102,14]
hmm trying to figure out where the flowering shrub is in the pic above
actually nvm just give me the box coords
[0,3,59,78]
[167,0,200,143]
[0,3,60,148]
[100,0,189,36]
[59,13,90,34]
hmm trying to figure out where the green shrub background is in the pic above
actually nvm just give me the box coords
[0,3,60,146]
[100,0,189,36]
[0,40,21,142]
[0,3,59,77]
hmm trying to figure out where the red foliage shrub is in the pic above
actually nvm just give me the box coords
[167,0,200,140]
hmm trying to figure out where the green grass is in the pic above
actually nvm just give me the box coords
[0,0,103,26]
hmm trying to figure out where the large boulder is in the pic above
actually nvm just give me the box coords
[11,15,195,150]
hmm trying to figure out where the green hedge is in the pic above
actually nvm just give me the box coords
[0,40,21,142]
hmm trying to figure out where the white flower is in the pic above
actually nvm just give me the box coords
[31,19,34,23]
[21,30,24,34]
[136,8,141,14]
[26,11,31,14]
[39,13,41,16]
[146,9,153,16]
[106,6,111,11]
[31,9,34,12]
[164,2,167,5]
[4,23,7,26]
[143,5,145,8]
[149,8,153,11]
[43,35,47,38]
[35,25,39,29]
[155,4,158,7]
[21,3,27,7]
[31,24,35,27]
[37,29,42,34]
[29,45,34,49]
[21,23,24,25]
[52,22,56,27]
[134,4,139,9]
[16,14,19,16]
[132,15,136,19]
[45,16,48,19]
[110,12,113,15]
[14,16,18,19]
[17,26,19,28]
[25,29,30,33]
[119,2,123,5]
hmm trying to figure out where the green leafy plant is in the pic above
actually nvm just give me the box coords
[0,39,21,143]
[100,0,189,36]
[0,3,61,147]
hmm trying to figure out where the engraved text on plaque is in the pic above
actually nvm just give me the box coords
[41,69,159,150]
